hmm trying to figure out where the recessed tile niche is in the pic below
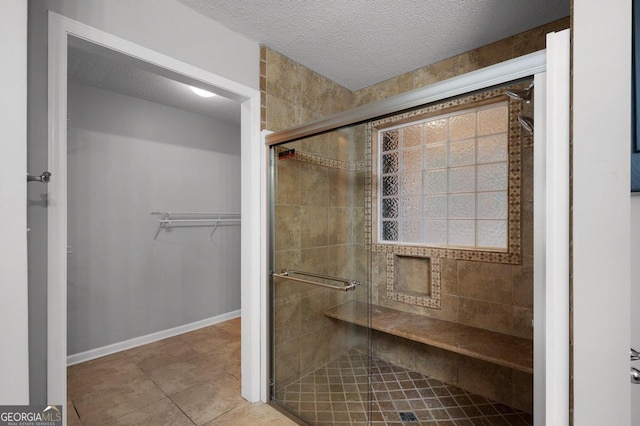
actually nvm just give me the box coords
[394,255,431,297]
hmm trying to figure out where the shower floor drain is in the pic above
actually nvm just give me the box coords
[399,412,418,422]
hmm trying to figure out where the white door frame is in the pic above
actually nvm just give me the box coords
[573,0,632,424]
[47,12,264,405]
[0,0,29,404]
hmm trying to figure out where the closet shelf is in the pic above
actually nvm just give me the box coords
[150,211,241,240]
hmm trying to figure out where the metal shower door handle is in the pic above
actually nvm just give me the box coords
[27,171,51,183]
[631,348,640,384]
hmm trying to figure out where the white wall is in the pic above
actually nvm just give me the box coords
[0,0,29,403]
[47,0,259,90]
[573,0,631,424]
[27,0,259,402]
[632,195,640,422]
[66,82,241,355]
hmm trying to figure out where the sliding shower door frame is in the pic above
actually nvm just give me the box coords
[266,36,571,424]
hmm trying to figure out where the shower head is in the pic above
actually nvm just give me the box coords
[518,116,534,134]
[505,82,534,102]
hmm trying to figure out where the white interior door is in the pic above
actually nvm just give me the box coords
[0,0,30,403]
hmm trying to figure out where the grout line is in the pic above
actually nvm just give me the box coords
[165,393,198,426]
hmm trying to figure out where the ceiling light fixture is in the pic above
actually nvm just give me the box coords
[190,86,216,98]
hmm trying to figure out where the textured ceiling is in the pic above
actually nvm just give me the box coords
[177,0,569,91]
[68,46,241,124]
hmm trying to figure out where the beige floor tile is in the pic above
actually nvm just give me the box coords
[68,353,146,400]
[202,402,298,426]
[68,352,130,377]
[170,373,243,425]
[189,334,235,355]
[214,318,241,337]
[144,354,229,395]
[67,400,82,426]
[201,341,241,379]
[74,375,165,425]
[187,327,239,354]
[110,398,194,426]
[125,334,201,373]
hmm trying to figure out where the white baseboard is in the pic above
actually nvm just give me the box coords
[66,310,241,366]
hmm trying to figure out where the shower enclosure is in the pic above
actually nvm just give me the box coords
[268,77,536,425]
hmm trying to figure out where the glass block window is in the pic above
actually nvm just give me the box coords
[379,101,509,250]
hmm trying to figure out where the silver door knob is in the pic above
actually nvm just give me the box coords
[631,367,640,384]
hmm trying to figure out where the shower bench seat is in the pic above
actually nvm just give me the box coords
[324,301,533,374]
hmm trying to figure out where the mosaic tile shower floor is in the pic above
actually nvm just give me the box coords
[274,350,532,426]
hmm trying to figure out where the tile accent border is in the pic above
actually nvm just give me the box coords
[274,146,366,172]
[386,252,441,308]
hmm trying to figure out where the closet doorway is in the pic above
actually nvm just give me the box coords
[46,14,264,407]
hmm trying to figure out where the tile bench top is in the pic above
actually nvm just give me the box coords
[324,301,533,374]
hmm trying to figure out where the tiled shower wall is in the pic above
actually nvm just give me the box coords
[261,17,569,131]
[272,128,369,389]
[264,16,568,410]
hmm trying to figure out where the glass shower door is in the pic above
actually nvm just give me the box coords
[269,124,371,425]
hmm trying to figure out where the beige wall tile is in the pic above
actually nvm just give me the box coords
[458,38,514,75]
[300,163,329,206]
[458,260,513,304]
[300,247,331,276]
[274,297,301,343]
[511,370,534,412]
[512,17,571,59]
[328,168,351,207]
[300,288,333,335]
[459,298,512,335]
[440,258,459,295]
[274,338,300,388]
[328,207,351,245]
[300,206,328,248]
[512,306,534,339]
[457,357,513,406]
[372,331,416,371]
[300,328,333,374]
[265,94,302,132]
[274,158,302,206]
[394,255,431,296]
[352,206,365,245]
[413,343,460,385]
[274,205,301,252]
[413,56,460,90]
[265,48,301,106]
[354,73,406,105]
[512,263,533,309]
[301,68,354,117]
